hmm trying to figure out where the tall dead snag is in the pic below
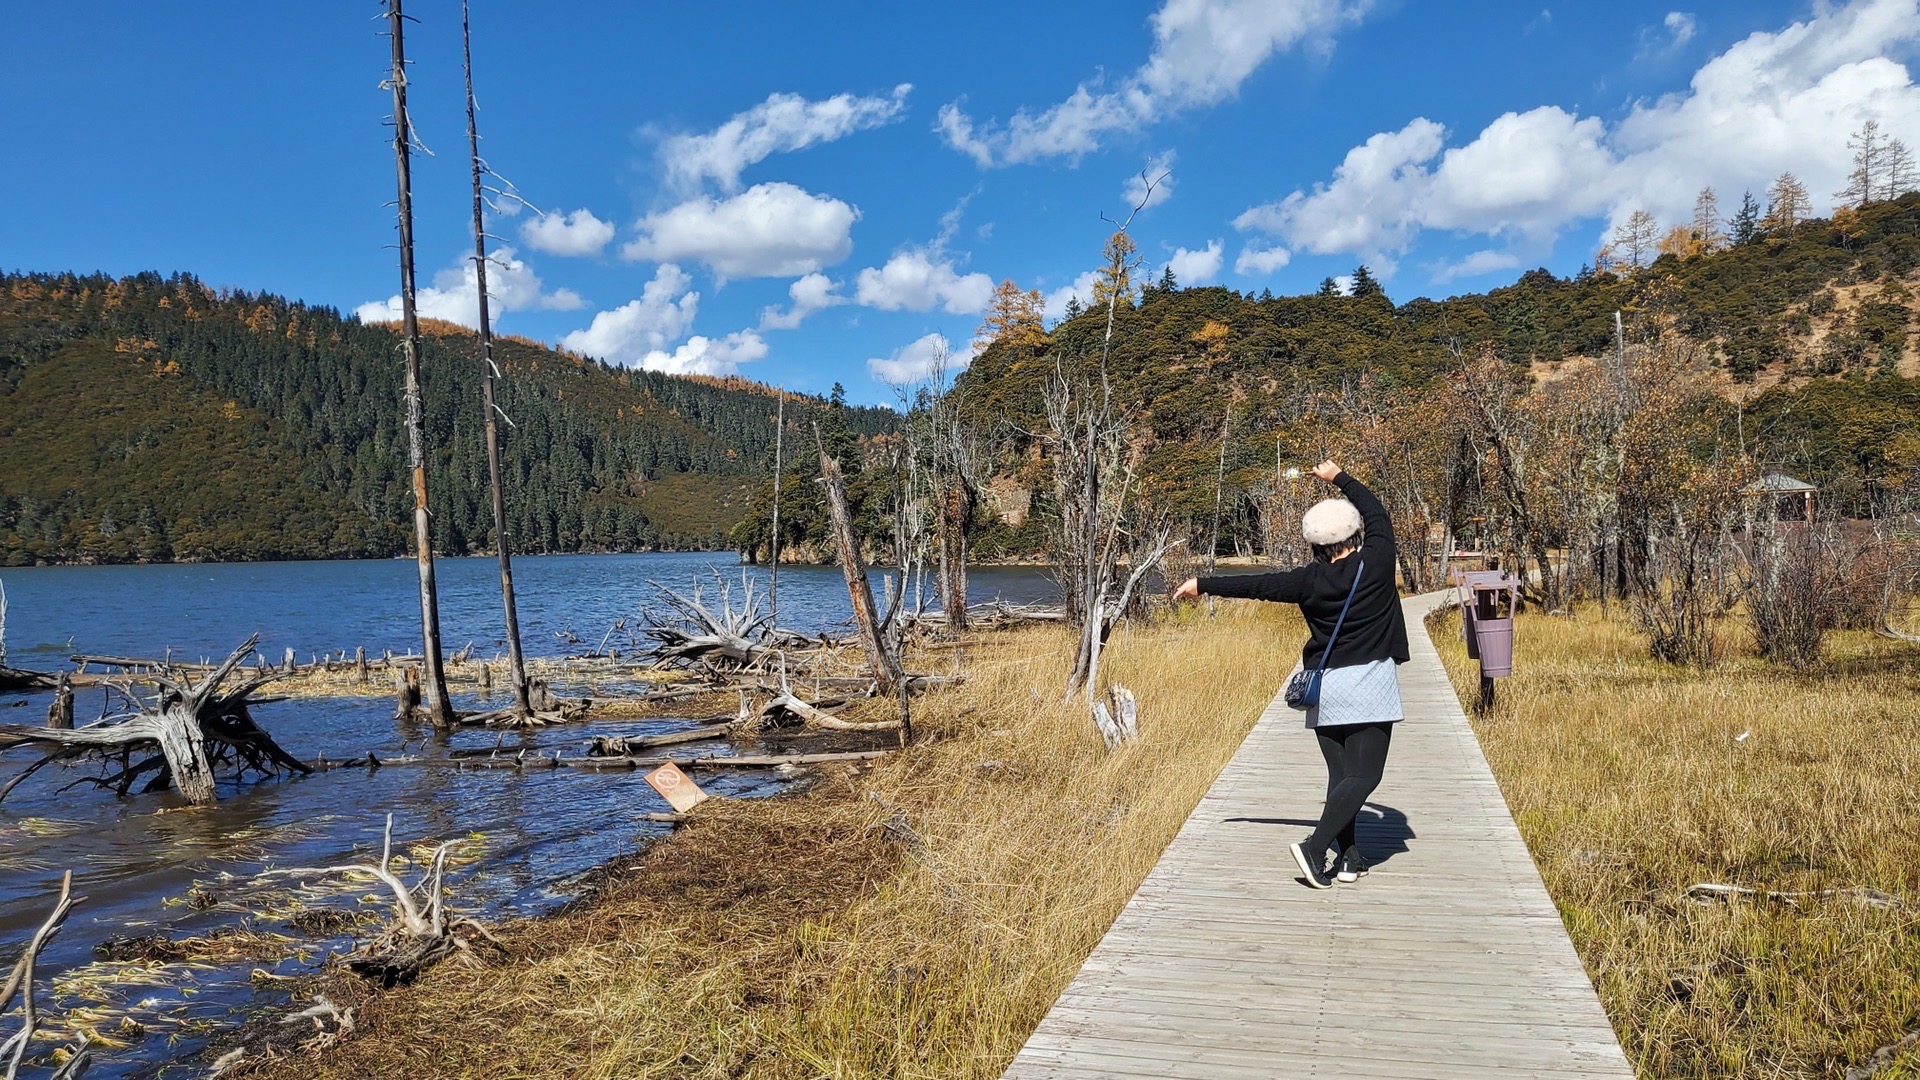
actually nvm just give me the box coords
[1051,169,1175,706]
[384,0,455,728]
[0,637,309,806]
[461,0,532,722]
[2,871,90,1080]
[815,424,903,699]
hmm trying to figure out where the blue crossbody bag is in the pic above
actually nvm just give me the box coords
[1284,560,1363,711]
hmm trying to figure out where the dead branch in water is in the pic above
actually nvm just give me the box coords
[2,871,91,1080]
[257,814,503,988]
[0,637,308,806]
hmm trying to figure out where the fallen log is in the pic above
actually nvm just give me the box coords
[759,692,900,732]
[310,749,892,772]
[0,665,58,695]
[0,636,308,806]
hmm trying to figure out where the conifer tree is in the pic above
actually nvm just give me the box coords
[1886,139,1917,200]
[1317,277,1340,297]
[1762,173,1810,237]
[1611,210,1660,270]
[1157,265,1178,294]
[1835,119,1886,209]
[1690,187,1726,253]
[1729,190,1762,245]
[1350,264,1383,298]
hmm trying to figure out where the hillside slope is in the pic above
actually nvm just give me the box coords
[0,271,894,564]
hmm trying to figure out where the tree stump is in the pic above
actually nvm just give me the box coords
[46,672,74,730]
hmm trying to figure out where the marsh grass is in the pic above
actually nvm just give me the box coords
[243,602,1295,1079]
[1431,604,1920,1078]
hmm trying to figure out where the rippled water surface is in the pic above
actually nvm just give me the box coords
[0,553,1055,1076]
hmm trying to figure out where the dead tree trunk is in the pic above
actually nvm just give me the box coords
[0,637,309,806]
[462,0,532,722]
[816,425,901,696]
[2,870,91,1080]
[386,0,456,728]
[45,673,73,730]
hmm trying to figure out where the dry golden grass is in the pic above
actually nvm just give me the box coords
[246,603,1295,1079]
[1431,605,1920,1079]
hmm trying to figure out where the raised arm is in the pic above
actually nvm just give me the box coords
[1334,469,1396,560]
[1187,566,1316,604]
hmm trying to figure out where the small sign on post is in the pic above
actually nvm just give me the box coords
[644,761,709,814]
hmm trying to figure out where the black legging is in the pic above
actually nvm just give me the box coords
[1307,721,1394,854]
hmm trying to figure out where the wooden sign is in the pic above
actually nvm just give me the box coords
[644,762,709,813]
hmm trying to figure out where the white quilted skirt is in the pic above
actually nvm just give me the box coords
[1296,658,1403,729]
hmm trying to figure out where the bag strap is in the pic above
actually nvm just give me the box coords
[1313,560,1365,675]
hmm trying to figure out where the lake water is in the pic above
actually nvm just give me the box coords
[0,553,1056,1077]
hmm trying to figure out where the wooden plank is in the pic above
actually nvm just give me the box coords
[1000,591,1634,1079]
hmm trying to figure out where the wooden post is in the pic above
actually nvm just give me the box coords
[386,0,457,728]
[816,424,900,695]
[282,647,297,674]
[46,672,73,729]
[769,394,783,628]
[394,665,422,720]
[478,663,492,690]
[355,646,369,686]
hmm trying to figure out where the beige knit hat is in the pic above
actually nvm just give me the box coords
[1302,498,1363,546]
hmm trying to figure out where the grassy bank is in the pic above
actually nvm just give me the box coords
[246,603,1294,1079]
[1431,605,1920,1078]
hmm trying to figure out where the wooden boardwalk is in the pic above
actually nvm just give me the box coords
[1002,592,1637,1079]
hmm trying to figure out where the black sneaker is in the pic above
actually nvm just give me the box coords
[1335,846,1370,883]
[1290,840,1334,890]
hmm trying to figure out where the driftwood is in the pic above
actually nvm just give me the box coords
[2,871,91,1080]
[0,637,308,806]
[45,674,72,730]
[641,573,776,670]
[310,749,891,772]
[1686,882,1902,910]
[0,666,57,695]
[257,814,502,988]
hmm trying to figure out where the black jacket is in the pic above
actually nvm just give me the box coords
[1196,471,1410,670]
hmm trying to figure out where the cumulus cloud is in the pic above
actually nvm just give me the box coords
[939,0,1367,165]
[1123,151,1178,210]
[638,330,770,377]
[1234,243,1292,275]
[854,249,994,314]
[1044,270,1103,322]
[622,182,858,279]
[1233,0,1920,271]
[759,271,845,330]
[663,85,911,192]
[1432,249,1524,283]
[520,208,616,257]
[1166,239,1223,284]
[558,264,698,365]
[354,246,584,328]
[866,332,978,384]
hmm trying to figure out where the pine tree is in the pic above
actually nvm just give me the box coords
[1349,264,1383,298]
[1835,119,1886,209]
[1886,139,1917,200]
[1729,190,1761,245]
[1690,187,1726,253]
[1089,231,1138,310]
[1317,277,1340,297]
[1611,210,1660,269]
[1157,265,1178,294]
[1762,173,1811,237]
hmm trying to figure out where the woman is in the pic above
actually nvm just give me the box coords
[1173,460,1408,890]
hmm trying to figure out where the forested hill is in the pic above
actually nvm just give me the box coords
[954,194,1920,528]
[0,270,894,565]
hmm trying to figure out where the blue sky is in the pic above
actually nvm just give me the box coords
[5,1,1917,404]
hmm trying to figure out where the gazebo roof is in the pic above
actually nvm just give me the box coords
[1746,472,1816,494]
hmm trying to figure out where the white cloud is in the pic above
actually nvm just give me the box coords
[939,0,1367,165]
[1044,270,1103,322]
[867,332,978,385]
[558,264,699,365]
[1233,0,1920,269]
[520,208,616,257]
[1665,11,1697,46]
[1234,243,1292,275]
[354,246,584,328]
[622,182,858,279]
[663,85,911,192]
[639,331,770,377]
[1167,239,1223,284]
[759,271,845,330]
[854,249,994,314]
[1123,151,1178,210]
[1432,249,1524,283]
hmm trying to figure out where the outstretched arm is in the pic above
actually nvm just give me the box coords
[1179,566,1316,604]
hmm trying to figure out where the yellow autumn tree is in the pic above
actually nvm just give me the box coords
[974,278,1048,354]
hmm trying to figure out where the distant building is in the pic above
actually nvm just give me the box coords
[1744,472,1816,521]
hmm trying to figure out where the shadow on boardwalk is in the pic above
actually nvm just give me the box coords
[1224,802,1416,868]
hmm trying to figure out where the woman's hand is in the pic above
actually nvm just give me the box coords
[1312,460,1343,483]
[1172,577,1200,602]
